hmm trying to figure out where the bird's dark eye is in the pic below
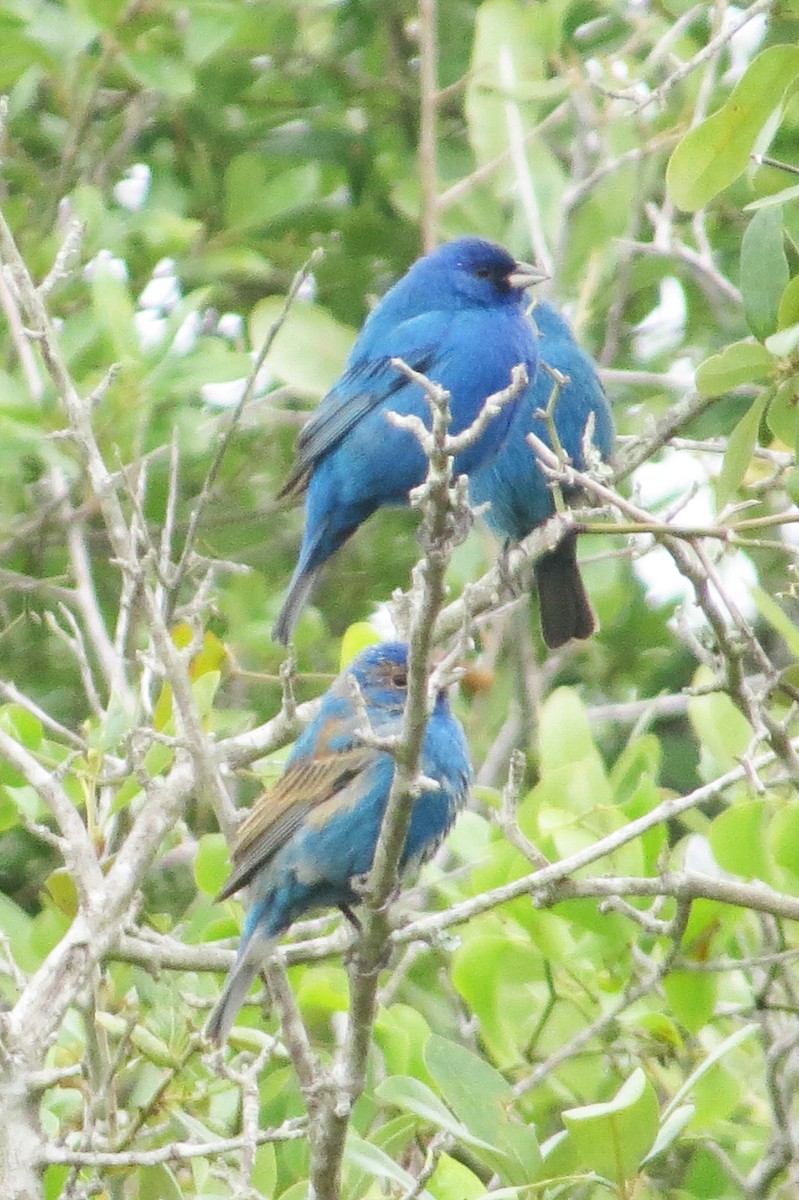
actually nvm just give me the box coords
[393,669,408,688]
[473,266,493,279]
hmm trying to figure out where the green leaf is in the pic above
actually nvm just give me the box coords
[374,1005,433,1083]
[751,584,799,657]
[688,672,754,776]
[194,832,231,897]
[249,298,356,398]
[766,382,799,447]
[561,1068,659,1183]
[465,0,547,168]
[86,689,135,754]
[0,892,35,971]
[667,45,799,211]
[182,0,242,65]
[716,389,770,507]
[778,275,799,329]
[135,1164,183,1200]
[452,931,544,1067]
[427,1154,486,1200]
[191,669,221,718]
[770,802,799,881]
[224,155,319,231]
[425,1035,542,1185]
[765,321,799,357]
[662,1024,758,1120]
[695,341,773,397]
[120,52,195,97]
[537,686,597,772]
[130,1024,177,1068]
[340,622,381,670]
[663,970,717,1034]
[0,703,43,749]
[740,206,789,340]
[251,1144,278,1197]
[641,1105,695,1165]
[745,181,799,211]
[345,1132,435,1200]
[375,1076,496,1151]
[709,801,770,880]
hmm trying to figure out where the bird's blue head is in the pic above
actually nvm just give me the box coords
[397,237,547,314]
[345,641,454,718]
[347,641,409,713]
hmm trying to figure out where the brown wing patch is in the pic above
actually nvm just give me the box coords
[217,746,375,900]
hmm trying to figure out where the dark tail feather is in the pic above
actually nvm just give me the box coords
[205,935,273,1046]
[273,563,321,645]
[533,530,596,649]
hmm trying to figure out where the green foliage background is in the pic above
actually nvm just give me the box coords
[2,1,799,1198]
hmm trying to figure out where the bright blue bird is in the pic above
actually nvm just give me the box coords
[469,302,615,649]
[206,641,471,1044]
[273,238,546,644]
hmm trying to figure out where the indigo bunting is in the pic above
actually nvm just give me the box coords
[469,302,615,649]
[273,237,546,644]
[206,641,471,1044]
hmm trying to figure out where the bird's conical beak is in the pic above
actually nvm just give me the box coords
[506,261,549,290]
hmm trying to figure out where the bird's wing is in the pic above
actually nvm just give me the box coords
[217,745,376,899]
[277,310,452,500]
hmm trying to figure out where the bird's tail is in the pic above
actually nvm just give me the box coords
[205,934,273,1046]
[273,561,322,645]
[534,530,596,649]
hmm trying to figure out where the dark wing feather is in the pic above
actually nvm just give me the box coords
[217,746,376,899]
[277,311,450,500]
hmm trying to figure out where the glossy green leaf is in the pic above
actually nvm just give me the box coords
[769,802,799,880]
[663,970,717,1034]
[561,1068,659,1183]
[745,181,799,211]
[778,275,799,329]
[641,1105,695,1165]
[709,801,769,880]
[251,1143,278,1198]
[135,1164,183,1200]
[374,1005,433,1084]
[0,892,35,971]
[428,1154,486,1200]
[765,321,799,357]
[688,674,754,776]
[375,1076,496,1151]
[695,341,773,397]
[345,1133,435,1200]
[766,383,799,447]
[716,389,770,507]
[0,703,43,750]
[452,931,544,1067]
[667,46,799,211]
[194,832,231,897]
[663,1024,758,1120]
[425,1035,542,1185]
[740,206,788,340]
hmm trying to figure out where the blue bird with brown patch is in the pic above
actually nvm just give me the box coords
[206,641,471,1044]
